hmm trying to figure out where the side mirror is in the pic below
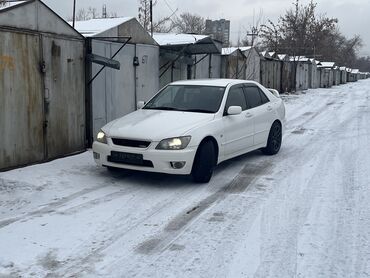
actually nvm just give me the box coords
[268,88,280,98]
[137,101,145,109]
[227,106,242,115]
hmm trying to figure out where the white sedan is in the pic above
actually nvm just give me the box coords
[93,79,285,183]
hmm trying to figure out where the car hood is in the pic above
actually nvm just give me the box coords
[103,109,215,141]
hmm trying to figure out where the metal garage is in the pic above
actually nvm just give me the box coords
[0,0,85,170]
[73,17,159,143]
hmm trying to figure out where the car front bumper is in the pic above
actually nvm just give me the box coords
[92,141,197,175]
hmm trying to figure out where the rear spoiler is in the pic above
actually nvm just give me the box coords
[268,89,280,98]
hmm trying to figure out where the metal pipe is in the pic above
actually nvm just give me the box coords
[88,37,131,85]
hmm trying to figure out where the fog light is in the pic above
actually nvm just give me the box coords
[93,152,100,159]
[170,161,186,169]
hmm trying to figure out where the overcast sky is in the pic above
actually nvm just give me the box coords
[44,0,370,56]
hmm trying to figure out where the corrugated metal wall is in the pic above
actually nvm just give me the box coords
[221,52,245,80]
[340,71,347,84]
[333,70,341,86]
[244,50,260,82]
[193,54,222,79]
[0,28,85,170]
[159,54,188,89]
[281,62,295,93]
[260,60,282,92]
[319,68,333,88]
[296,62,309,90]
[310,64,320,89]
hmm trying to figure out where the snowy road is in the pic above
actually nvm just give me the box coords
[1,80,370,278]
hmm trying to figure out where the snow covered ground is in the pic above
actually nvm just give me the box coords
[1,80,370,278]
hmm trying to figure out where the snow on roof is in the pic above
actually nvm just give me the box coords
[221,46,253,56]
[320,62,336,68]
[351,69,360,73]
[222,47,238,55]
[260,51,271,58]
[238,46,253,52]
[153,33,209,46]
[268,51,276,57]
[289,56,312,62]
[277,54,288,61]
[70,17,133,37]
[0,0,26,11]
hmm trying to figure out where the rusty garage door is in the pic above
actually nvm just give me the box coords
[0,29,85,170]
[0,30,45,169]
[42,36,85,159]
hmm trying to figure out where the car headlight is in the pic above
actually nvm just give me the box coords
[97,131,107,144]
[156,136,191,150]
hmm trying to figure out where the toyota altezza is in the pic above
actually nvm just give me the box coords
[93,79,285,183]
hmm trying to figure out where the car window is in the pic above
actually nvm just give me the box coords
[225,86,247,112]
[143,85,225,113]
[244,86,263,108]
[153,86,178,107]
[259,89,270,104]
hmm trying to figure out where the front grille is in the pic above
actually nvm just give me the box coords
[111,138,151,148]
[107,156,154,168]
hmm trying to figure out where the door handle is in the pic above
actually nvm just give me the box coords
[245,112,253,118]
[267,106,273,111]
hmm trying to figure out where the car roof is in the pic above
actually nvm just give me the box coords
[170,79,259,87]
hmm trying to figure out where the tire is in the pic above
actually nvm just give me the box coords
[262,121,282,155]
[192,140,216,183]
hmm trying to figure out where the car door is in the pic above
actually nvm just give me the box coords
[243,85,274,146]
[222,85,254,158]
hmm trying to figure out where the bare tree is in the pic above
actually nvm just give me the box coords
[242,9,264,47]
[153,13,176,33]
[138,0,175,33]
[75,8,90,21]
[70,6,117,21]
[171,12,205,34]
[355,56,370,72]
[0,0,7,7]
[138,0,154,32]
[87,7,99,19]
[259,0,362,65]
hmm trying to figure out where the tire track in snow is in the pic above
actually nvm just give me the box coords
[60,89,341,277]
[0,181,126,229]
[127,86,359,278]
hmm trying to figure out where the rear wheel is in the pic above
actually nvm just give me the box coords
[262,121,282,155]
[192,141,216,183]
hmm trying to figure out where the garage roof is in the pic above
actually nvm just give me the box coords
[153,33,222,54]
[70,17,133,37]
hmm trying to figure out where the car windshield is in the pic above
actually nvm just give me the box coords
[143,85,226,113]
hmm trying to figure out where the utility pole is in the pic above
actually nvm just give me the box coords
[72,0,76,28]
[102,4,107,18]
[150,0,153,37]
[247,26,258,46]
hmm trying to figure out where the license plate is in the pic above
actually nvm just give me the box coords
[109,151,143,165]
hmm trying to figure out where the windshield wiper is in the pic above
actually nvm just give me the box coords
[143,106,178,111]
[181,109,214,113]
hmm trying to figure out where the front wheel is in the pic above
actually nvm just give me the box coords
[192,141,216,183]
[262,121,282,155]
